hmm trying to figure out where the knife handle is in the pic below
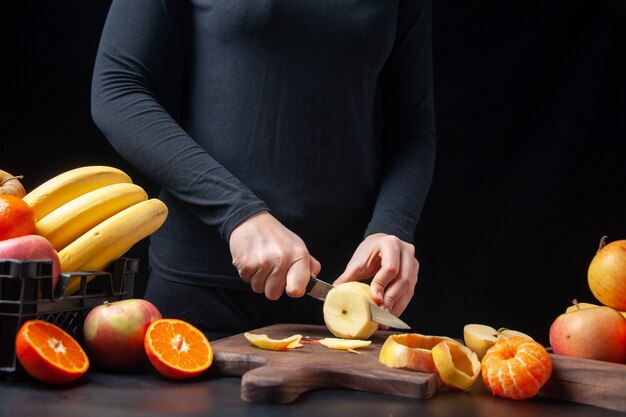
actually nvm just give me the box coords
[305,276,318,294]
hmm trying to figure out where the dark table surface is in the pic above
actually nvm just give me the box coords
[1,369,624,417]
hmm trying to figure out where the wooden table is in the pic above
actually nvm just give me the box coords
[1,369,623,417]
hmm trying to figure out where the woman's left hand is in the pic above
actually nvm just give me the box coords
[333,233,419,317]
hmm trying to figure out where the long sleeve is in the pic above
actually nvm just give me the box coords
[90,0,268,241]
[365,0,437,243]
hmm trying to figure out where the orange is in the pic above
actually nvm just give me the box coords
[481,336,552,400]
[15,320,89,384]
[0,194,36,240]
[144,318,213,380]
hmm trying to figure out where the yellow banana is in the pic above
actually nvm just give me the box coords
[35,183,148,251]
[61,198,168,295]
[23,166,132,220]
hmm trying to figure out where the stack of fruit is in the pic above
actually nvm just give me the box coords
[1,166,215,384]
[549,237,626,363]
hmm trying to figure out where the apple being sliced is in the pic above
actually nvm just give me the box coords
[463,324,533,360]
[323,282,379,339]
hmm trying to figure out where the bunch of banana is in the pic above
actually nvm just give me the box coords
[25,166,168,295]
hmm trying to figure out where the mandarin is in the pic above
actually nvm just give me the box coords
[0,194,36,240]
[481,336,552,400]
[144,318,213,380]
[15,320,89,384]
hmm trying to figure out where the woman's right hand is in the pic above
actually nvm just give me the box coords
[228,211,321,300]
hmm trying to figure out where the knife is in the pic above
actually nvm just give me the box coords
[306,276,411,330]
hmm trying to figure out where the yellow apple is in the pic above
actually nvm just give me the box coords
[565,300,626,319]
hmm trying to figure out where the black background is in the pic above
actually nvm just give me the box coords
[3,1,625,346]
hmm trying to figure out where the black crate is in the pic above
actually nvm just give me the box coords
[0,257,138,378]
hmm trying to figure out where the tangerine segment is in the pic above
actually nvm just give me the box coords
[481,336,552,400]
[244,332,303,350]
[144,319,213,380]
[431,340,481,391]
[0,194,36,240]
[15,320,89,384]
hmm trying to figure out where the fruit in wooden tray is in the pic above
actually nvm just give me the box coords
[481,336,552,400]
[0,234,60,291]
[83,299,162,371]
[431,340,481,391]
[463,324,533,360]
[144,318,213,380]
[323,281,379,339]
[15,320,89,384]
[379,333,458,373]
[588,237,626,311]
[549,300,626,363]
[0,169,26,198]
[0,194,36,240]
[244,332,303,350]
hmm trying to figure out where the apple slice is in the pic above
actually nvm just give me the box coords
[432,340,481,391]
[318,338,371,350]
[379,333,459,373]
[323,282,379,339]
[463,324,533,360]
[243,332,303,350]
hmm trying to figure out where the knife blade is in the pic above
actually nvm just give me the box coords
[305,276,411,330]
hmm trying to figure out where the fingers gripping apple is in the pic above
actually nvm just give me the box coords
[323,282,379,339]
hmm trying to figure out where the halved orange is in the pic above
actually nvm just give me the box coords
[15,320,89,384]
[481,336,552,399]
[144,319,213,380]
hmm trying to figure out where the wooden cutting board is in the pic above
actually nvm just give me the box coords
[539,353,626,412]
[208,323,440,403]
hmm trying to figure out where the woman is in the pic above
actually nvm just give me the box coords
[91,0,436,338]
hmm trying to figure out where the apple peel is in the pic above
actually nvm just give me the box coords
[243,332,303,350]
[431,340,481,391]
[318,338,371,350]
[379,333,458,373]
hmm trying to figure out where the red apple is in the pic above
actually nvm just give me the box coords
[549,304,626,363]
[0,234,60,291]
[83,298,162,371]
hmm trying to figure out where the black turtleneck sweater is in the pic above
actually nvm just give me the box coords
[91,0,436,290]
